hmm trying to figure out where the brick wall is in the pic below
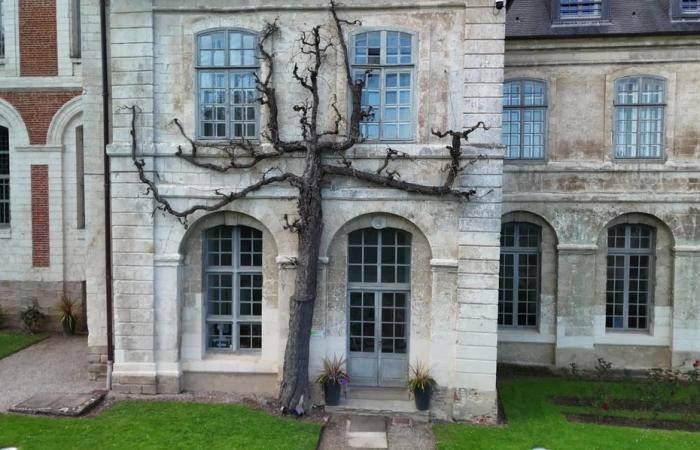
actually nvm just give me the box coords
[0,91,81,144]
[19,0,58,76]
[31,165,50,267]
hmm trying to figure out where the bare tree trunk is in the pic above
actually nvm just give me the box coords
[279,150,324,410]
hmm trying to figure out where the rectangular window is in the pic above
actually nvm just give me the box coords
[498,222,540,327]
[559,1,603,19]
[70,0,81,58]
[0,126,9,226]
[205,226,263,351]
[75,126,85,229]
[614,77,665,159]
[0,0,4,58]
[606,224,654,330]
[352,31,414,142]
[681,0,700,14]
[502,80,547,160]
[197,31,259,140]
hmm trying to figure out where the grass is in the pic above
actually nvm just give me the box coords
[434,376,700,450]
[0,331,48,359]
[0,401,321,450]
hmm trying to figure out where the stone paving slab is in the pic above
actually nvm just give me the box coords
[9,391,106,417]
[0,336,103,412]
[346,416,388,449]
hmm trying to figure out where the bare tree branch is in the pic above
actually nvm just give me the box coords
[128,106,301,226]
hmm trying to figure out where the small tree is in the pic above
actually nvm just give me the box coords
[128,2,487,410]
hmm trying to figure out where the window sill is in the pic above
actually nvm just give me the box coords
[596,330,670,347]
[504,158,547,165]
[0,227,11,239]
[498,327,556,344]
[182,353,276,374]
[611,157,667,164]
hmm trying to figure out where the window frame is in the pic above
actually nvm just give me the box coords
[0,125,9,227]
[203,225,263,353]
[346,227,412,357]
[612,75,667,160]
[0,0,5,59]
[674,0,700,19]
[553,0,608,22]
[502,79,548,161]
[195,28,261,142]
[350,29,417,143]
[605,224,655,332]
[498,222,541,328]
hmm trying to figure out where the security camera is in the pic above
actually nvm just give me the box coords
[495,0,505,10]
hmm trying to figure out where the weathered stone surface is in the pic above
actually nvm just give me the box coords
[9,391,106,417]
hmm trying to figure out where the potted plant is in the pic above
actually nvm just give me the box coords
[315,355,349,406]
[56,296,78,336]
[408,362,436,411]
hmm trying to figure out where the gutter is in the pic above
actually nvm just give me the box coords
[99,0,114,387]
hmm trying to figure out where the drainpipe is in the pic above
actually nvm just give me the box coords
[100,0,114,389]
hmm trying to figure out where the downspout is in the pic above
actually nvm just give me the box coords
[100,0,114,389]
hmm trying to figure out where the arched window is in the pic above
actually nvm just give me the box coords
[502,80,547,160]
[347,227,411,386]
[204,225,263,351]
[351,31,415,142]
[606,224,654,330]
[0,125,9,225]
[197,30,259,140]
[613,76,665,159]
[499,222,540,327]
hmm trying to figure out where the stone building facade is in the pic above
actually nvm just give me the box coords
[499,0,700,371]
[101,0,505,421]
[0,0,107,348]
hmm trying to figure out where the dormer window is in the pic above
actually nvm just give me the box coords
[559,1,603,19]
[681,0,700,14]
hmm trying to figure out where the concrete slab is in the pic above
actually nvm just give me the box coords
[348,415,387,433]
[9,391,106,417]
[346,416,388,449]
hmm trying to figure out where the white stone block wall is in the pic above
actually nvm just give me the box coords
[106,0,505,419]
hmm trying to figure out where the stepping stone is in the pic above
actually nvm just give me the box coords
[346,416,388,449]
[9,391,106,417]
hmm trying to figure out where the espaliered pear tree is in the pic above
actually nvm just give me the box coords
[128,2,487,411]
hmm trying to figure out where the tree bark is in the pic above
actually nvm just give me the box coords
[278,149,324,409]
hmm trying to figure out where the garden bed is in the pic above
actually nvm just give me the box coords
[553,396,700,414]
[566,413,700,433]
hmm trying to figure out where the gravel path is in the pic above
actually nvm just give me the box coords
[0,335,103,412]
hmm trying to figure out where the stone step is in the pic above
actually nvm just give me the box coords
[326,397,431,423]
[346,386,410,401]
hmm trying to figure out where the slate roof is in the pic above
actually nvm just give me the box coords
[506,0,700,39]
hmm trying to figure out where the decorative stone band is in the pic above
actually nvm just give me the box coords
[153,253,184,267]
[672,245,700,257]
[14,145,63,153]
[152,2,468,14]
[556,243,598,255]
[430,258,459,270]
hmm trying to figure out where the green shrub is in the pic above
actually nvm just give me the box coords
[19,304,46,334]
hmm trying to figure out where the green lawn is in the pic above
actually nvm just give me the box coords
[0,331,48,359]
[434,377,700,450]
[0,401,321,450]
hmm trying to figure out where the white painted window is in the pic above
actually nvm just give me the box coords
[499,222,540,327]
[75,126,85,229]
[204,225,263,351]
[0,0,5,58]
[681,0,700,14]
[613,76,665,159]
[197,30,259,140]
[502,80,547,160]
[559,0,603,18]
[0,126,9,226]
[70,0,81,58]
[606,224,654,330]
[352,31,414,141]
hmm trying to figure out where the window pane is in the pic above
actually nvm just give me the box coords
[499,222,540,327]
[207,322,233,349]
[560,1,603,18]
[503,81,546,159]
[0,126,9,225]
